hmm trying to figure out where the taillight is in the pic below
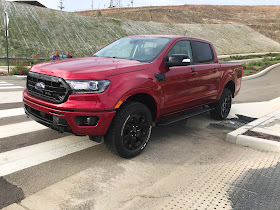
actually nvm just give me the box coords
[241,67,244,78]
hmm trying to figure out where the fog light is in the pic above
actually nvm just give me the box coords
[75,116,99,126]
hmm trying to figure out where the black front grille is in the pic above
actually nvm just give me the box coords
[27,72,70,103]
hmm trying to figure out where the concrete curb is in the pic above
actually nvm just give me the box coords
[242,63,280,81]
[226,109,280,153]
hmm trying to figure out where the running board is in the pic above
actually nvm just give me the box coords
[157,107,214,126]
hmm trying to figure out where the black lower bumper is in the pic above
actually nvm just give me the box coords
[24,104,73,134]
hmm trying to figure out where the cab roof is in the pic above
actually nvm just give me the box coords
[129,35,211,44]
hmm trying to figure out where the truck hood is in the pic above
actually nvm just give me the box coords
[31,57,150,80]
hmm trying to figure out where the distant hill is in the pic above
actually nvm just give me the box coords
[0,1,280,58]
[79,5,280,44]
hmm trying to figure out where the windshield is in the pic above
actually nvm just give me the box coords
[93,37,172,62]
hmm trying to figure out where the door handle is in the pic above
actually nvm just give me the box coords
[213,68,219,73]
[191,72,198,76]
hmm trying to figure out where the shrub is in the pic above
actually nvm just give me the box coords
[97,10,102,17]
[9,59,30,75]
[31,56,41,65]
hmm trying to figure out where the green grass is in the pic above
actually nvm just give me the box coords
[242,56,280,76]
[243,69,253,76]
[0,61,8,66]
[220,53,280,61]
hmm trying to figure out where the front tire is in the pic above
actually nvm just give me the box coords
[104,102,152,158]
[210,88,232,120]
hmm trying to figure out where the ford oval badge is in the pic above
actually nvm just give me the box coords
[35,82,45,92]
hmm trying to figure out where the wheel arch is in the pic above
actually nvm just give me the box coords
[116,89,159,121]
[224,80,235,98]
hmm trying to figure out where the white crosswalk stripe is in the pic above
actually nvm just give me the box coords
[0,121,48,139]
[0,81,99,177]
[0,86,23,89]
[0,91,23,104]
[0,81,23,90]
[0,108,25,118]
[0,136,97,176]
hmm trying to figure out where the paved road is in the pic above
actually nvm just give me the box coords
[234,66,280,103]
[1,73,280,209]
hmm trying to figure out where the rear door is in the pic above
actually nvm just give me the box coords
[191,41,221,104]
[162,40,202,115]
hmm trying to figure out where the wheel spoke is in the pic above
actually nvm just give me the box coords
[123,133,132,143]
[138,121,147,130]
[122,112,150,151]
[125,121,133,131]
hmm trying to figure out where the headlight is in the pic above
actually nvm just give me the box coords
[66,80,110,94]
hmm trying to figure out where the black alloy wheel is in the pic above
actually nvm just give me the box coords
[121,113,150,151]
[105,101,152,158]
[210,88,232,120]
[221,94,232,118]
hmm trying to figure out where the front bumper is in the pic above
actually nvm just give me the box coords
[23,96,116,136]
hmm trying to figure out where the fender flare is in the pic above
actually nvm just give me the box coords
[218,69,236,100]
[116,88,161,119]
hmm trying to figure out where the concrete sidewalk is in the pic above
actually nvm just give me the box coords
[227,97,280,152]
[0,66,8,74]
[0,66,15,75]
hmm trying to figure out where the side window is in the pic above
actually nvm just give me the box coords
[192,41,214,63]
[167,40,193,62]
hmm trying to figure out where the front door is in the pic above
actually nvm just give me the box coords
[162,40,202,116]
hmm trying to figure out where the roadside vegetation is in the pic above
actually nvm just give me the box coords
[242,55,280,76]
[220,53,279,61]
[0,57,51,75]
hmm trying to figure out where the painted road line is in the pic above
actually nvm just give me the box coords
[0,135,90,165]
[0,84,13,86]
[0,121,48,139]
[0,81,7,84]
[0,108,25,118]
[0,136,97,176]
[0,91,23,104]
[0,86,23,90]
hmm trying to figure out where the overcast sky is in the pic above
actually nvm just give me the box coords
[9,0,280,11]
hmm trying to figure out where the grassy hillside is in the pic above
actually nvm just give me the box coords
[0,1,280,58]
[80,5,280,44]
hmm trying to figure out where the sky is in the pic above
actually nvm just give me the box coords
[8,0,280,11]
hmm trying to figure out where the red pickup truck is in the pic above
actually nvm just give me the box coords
[23,35,243,158]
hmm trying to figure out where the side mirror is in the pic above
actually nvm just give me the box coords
[165,54,191,68]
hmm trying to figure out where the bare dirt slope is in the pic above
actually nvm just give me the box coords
[79,5,280,44]
[120,21,280,55]
[0,1,279,58]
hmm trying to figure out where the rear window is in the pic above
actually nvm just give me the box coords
[192,41,214,63]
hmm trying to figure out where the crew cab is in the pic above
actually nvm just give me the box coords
[23,35,243,158]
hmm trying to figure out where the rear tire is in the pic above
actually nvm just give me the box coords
[104,101,152,158]
[210,88,232,120]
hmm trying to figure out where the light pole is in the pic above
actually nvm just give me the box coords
[4,12,9,74]
[58,0,65,11]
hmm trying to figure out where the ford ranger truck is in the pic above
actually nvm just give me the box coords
[23,35,243,158]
